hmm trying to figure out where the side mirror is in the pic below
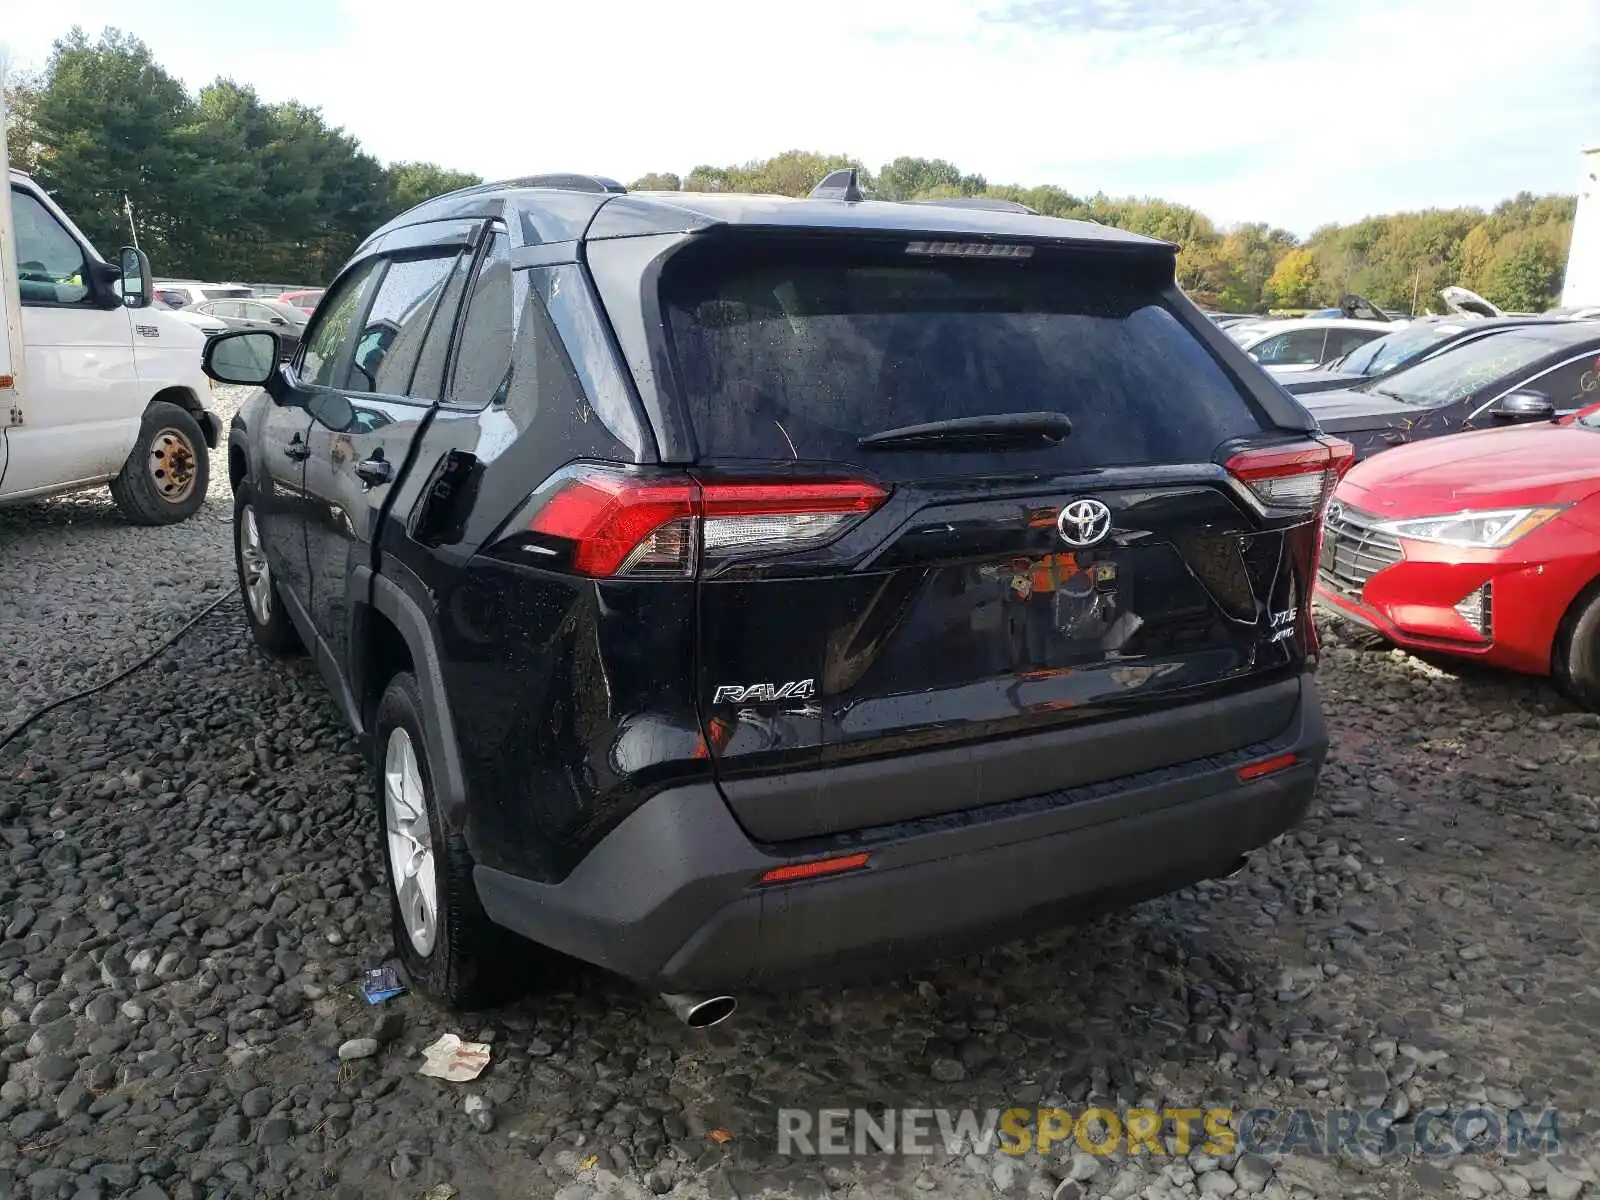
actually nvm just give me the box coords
[118,247,152,309]
[270,316,287,326]
[202,330,279,386]
[1493,390,1556,422]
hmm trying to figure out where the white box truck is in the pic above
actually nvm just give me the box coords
[1,100,221,523]
[1561,144,1600,312]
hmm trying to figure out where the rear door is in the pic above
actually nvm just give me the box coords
[657,234,1327,837]
[199,300,243,330]
[301,220,482,694]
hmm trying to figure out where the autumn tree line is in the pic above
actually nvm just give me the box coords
[4,29,1576,312]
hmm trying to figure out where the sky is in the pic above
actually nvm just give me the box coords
[1,0,1596,236]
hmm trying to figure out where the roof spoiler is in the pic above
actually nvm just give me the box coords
[904,197,1040,215]
[809,168,865,202]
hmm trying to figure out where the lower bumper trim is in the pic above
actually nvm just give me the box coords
[475,676,1326,991]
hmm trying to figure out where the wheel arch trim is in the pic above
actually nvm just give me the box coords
[355,563,471,832]
[148,385,222,449]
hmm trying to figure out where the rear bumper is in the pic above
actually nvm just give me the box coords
[475,674,1326,991]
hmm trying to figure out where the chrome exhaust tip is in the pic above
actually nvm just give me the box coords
[660,992,737,1028]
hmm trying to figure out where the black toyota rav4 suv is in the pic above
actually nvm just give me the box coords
[202,172,1342,1015]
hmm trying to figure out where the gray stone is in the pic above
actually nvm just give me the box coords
[33,1053,77,1083]
[369,1011,404,1046]
[8,1109,55,1141]
[464,1093,495,1133]
[1106,1166,1146,1200]
[241,1087,273,1118]
[1232,1155,1274,1194]
[1067,1153,1103,1183]
[1454,1163,1504,1196]
[991,1158,1016,1193]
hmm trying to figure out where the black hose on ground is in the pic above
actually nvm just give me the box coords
[0,591,235,755]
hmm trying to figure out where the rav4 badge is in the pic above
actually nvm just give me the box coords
[712,680,817,705]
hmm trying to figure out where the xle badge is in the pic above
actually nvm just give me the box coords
[712,679,816,705]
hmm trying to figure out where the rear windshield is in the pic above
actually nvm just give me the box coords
[203,287,253,300]
[660,239,1266,471]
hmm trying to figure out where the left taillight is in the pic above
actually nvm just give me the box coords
[1225,436,1354,516]
[496,464,888,579]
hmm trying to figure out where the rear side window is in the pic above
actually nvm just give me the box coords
[495,265,643,470]
[660,239,1265,471]
[1252,329,1327,365]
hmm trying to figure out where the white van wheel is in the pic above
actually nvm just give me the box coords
[110,401,210,525]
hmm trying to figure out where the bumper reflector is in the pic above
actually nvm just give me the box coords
[758,852,871,886]
[1237,753,1299,782]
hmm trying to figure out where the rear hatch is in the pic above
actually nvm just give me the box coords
[654,232,1338,839]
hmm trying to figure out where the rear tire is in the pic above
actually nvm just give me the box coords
[1554,583,1600,709]
[233,484,303,656]
[110,401,210,525]
[374,672,518,1009]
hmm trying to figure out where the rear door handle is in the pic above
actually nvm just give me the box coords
[284,436,310,461]
[356,456,393,486]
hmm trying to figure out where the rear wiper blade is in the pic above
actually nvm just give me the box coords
[857,412,1072,451]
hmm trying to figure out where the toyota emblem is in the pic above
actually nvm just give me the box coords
[1056,499,1112,548]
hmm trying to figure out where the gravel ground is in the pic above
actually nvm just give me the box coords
[2,409,1599,1199]
[0,387,242,735]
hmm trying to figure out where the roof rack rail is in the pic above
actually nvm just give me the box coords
[809,168,865,202]
[480,173,628,195]
[903,197,1039,215]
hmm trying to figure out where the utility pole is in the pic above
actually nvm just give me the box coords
[1411,266,1421,316]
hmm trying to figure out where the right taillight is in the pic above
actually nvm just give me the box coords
[501,465,888,578]
[1225,436,1354,515]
